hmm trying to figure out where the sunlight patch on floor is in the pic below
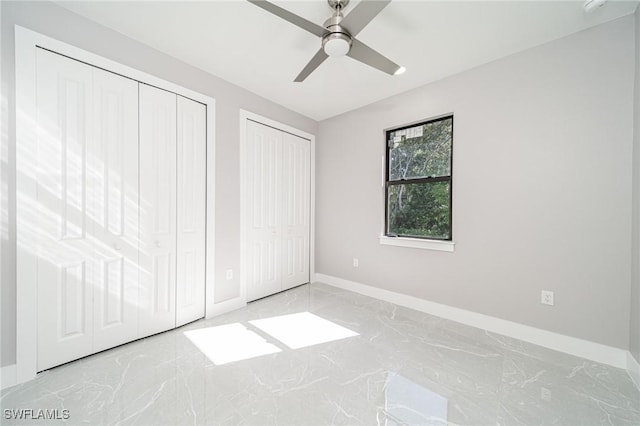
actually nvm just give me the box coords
[185,312,359,365]
[184,323,281,365]
[249,312,359,349]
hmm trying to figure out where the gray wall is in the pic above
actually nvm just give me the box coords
[315,16,635,349]
[0,1,317,367]
[1,1,637,369]
[631,6,640,364]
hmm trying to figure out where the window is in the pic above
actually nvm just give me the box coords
[385,115,453,240]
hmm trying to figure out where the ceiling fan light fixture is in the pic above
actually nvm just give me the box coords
[322,33,352,57]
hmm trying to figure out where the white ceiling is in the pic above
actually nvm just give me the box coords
[56,0,638,121]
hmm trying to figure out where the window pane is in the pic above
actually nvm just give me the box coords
[388,118,452,181]
[387,182,450,239]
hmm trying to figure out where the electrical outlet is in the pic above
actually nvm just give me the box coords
[226,269,233,280]
[541,290,554,306]
[353,258,359,268]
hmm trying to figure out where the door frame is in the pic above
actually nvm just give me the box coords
[239,110,316,304]
[15,26,216,384]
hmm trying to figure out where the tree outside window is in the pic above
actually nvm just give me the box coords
[385,116,453,240]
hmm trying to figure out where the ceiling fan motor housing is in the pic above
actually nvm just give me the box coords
[322,13,352,56]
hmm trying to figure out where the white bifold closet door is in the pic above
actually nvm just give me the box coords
[36,49,139,370]
[176,96,207,327]
[246,120,310,302]
[138,85,206,335]
[35,50,206,372]
[91,67,140,353]
[36,48,96,370]
[281,132,310,290]
[138,83,177,337]
[247,122,282,301]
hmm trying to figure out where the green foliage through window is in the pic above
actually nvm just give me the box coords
[386,116,453,240]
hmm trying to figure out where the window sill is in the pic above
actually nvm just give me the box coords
[379,236,455,252]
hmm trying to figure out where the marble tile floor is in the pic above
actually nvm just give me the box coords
[1,282,639,425]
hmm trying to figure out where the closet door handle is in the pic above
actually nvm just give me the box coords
[113,242,122,251]
[155,240,161,248]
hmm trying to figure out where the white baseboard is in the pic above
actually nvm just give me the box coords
[1,364,17,390]
[314,273,629,370]
[628,352,640,390]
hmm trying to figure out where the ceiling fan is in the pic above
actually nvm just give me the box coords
[247,0,405,82]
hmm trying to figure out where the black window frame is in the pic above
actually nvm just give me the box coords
[384,115,454,241]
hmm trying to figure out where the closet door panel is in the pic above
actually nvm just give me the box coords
[36,48,95,371]
[281,133,310,290]
[246,121,282,302]
[139,84,177,337]
[91,68,140,352]
[176,96,206,326]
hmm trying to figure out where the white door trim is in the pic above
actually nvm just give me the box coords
[15,25,216,384]
[239,110,316,305]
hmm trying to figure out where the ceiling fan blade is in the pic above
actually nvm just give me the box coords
[294,49,329,82]
[340,0,391,37]
[247,0,327,38]
[347,38,402,76]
